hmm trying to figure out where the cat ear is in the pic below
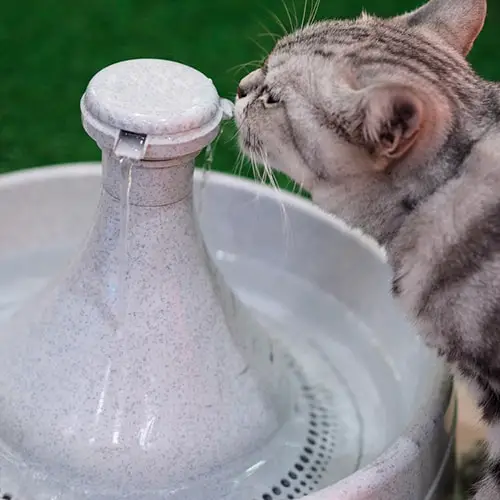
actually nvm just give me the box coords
[396,0,486,56]
[355,84,424,171]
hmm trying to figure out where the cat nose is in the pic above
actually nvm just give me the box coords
[236,85,247,99]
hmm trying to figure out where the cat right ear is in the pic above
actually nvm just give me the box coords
[396,0,487,56]
[352,84,425,172]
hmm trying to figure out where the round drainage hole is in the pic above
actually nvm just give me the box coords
[256,377,338,500]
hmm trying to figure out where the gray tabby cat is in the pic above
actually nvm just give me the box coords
[234,0,500,497]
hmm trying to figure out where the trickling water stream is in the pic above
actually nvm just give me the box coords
[117,157,133,324]
[196,121,226,216]
[113,128,145,326]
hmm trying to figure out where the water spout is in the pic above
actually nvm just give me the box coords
[114,131,147,160]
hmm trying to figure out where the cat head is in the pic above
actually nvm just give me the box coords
[234,0,487,242]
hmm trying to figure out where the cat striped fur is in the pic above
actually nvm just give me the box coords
[235,0,500,497]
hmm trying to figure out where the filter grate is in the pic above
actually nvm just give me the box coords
[255,380,339,500]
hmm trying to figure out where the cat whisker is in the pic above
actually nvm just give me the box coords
[260,151,292,257]
[290,177,302,196]
[290,0,300,32]
[252,153,266,184]
[233,150,246,178]
[251,153,265,186]
[266,8,290,35]
[230,106,255,144]
[300,0,309,30]
[257,21,281,42]
[227,114,250,143]
[296,175,310,198]
[248,36,270,60]
[306,0,321,27]
[257,31,281,41]
[227,60,262,75]
[278,0,295,33]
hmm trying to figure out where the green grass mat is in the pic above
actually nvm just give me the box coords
[1,0,500,191]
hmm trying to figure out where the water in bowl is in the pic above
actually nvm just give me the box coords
[0,241,406,497]
[0,149,407,497]
[0,248,73,322]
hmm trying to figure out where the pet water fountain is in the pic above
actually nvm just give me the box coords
[0,59,455,500]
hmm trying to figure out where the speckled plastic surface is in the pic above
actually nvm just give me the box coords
[0,60,291,499]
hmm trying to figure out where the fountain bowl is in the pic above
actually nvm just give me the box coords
[0,162,455,500]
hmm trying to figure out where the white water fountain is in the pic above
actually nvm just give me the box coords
[0,59,455,500]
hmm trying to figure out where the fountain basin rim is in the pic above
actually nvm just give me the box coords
[0,162,452,499]
[1,163,386,260]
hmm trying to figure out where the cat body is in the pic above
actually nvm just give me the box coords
[235,0,500,497]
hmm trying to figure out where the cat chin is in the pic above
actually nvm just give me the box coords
[260,154,316,192]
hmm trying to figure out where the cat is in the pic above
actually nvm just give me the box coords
[234,0,500,497]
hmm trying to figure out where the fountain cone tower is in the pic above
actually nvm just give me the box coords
[0,59,292,500]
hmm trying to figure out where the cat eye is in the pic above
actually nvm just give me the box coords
[264,93,281,106]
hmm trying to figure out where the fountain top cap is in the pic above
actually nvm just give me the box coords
[81,58,233,159]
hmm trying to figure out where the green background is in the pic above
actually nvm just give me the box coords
[1,0,499,189]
